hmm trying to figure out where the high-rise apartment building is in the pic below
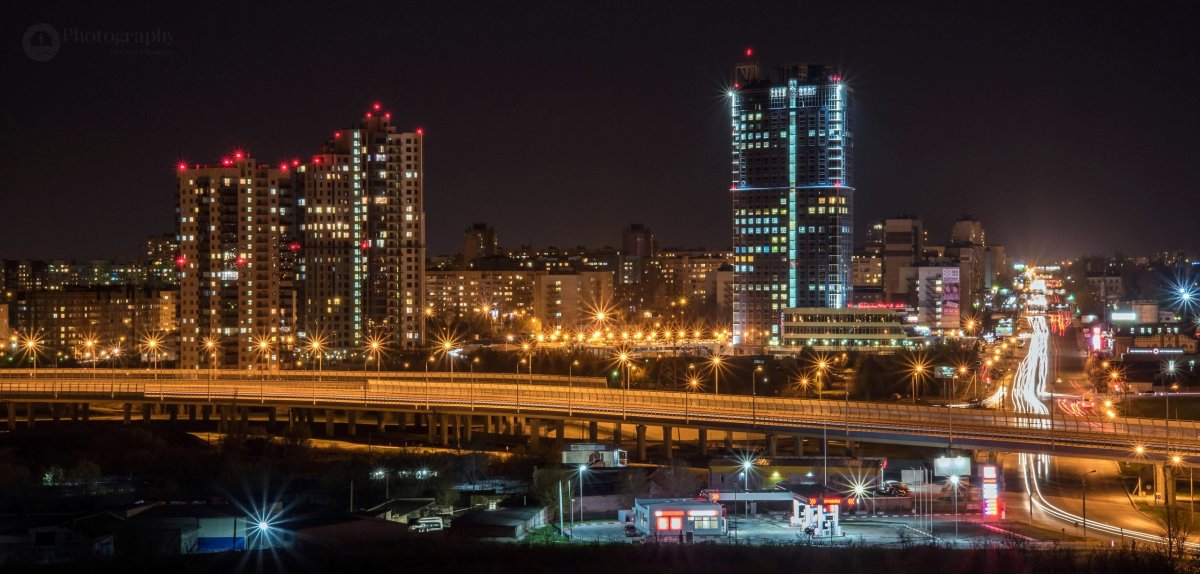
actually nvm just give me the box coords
[176,154,296,369]
[297,104,425,354]
[461,223,500,268]
[730,53,854,349]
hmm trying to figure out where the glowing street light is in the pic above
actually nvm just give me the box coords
[686,376,700,423]
[82,336,99,377]
[709,354,724,395]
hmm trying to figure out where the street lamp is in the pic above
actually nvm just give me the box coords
[577,464,588,523]
[21,332,43,376]
[617,351,632,419]
[686,376,700,423]
[365,335,385,373]
[948,475,961,542]
[753,365,763,427]
[710,354,723,395]
[1082,469,1097,542]
[568,360,580,417]
[83,336,98,377]
[910,362,928,404]
[203,336,220,401]
[254,337,272,402]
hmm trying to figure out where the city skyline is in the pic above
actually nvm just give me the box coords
[6,2,1200,263]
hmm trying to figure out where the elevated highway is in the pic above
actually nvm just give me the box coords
[2,368,1197,465]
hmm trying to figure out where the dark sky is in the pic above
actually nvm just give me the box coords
[4,1,1198,263]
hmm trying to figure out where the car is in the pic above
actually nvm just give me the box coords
[624,523,640,537]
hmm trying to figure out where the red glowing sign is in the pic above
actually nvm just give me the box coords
[851,302,906,310]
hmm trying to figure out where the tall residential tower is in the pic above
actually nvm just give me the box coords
[297,104,426,354]
[730,52,854,349]
[176,154,297,369]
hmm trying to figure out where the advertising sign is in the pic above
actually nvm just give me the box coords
[933,456,970,477]
[941,268,961,326]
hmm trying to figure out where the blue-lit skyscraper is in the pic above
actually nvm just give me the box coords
[730,52,854,349]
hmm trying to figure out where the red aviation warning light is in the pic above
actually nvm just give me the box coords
[177,162,188,171]
[175,256,187,267]
[745,48,753,57]
[415,127,424,136]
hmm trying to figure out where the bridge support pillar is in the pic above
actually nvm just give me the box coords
[529,419,541,449]
[662,426,673,460]
[439,415,449,446]
[636,425,647,461]
[698,429,708,456]
[26,403,35,428]
[377,411,388,433]
[427,415,435,444]
[69,403,78,422]
[81,403,89,422]
[169,405,178,422]
[187,405,196,421]
[324,410,335,436]
[122,403,132,426]
[612,423,622,448]
[267,408,276,427]
[792,434,804,455]
[51,404,61,423]
[201,405,210,422]
[347,411,358,436]
[452,415,461,446]
[141,404,152,423]
[555,420,565,452]
[724,431,733,452]
[588,421,598,441]
[1155,464,1178,507]
[465,416,474,442]
[766,434,778,457]
[240,407,248,426]
[6,402,15,430]
[217,406,227,433]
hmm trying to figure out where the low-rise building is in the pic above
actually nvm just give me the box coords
[450,506,546,541]
[631,498,726,540]
[778,306,914,352]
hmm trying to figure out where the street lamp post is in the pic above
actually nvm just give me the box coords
[686,376,699,423]
[949,475,960,543]
[568,360,579,417]
[710,355,722,395]
[753,366,763,427]
[578,464,587,523]
[517,357,525,413]
[1082,469,1096,542]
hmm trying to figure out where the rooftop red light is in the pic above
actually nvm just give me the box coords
[234,151,244,160]
[372,102,381,111]
[177,162,187,171]
[745,48,753,57]
[416,127,424,136]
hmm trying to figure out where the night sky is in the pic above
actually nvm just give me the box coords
[4,1,1198,262]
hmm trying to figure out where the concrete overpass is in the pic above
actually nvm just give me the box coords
[1,369,1197,465]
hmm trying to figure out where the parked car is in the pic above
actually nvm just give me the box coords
[624,523,640,537]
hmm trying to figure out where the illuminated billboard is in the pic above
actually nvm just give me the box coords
[933,456,970,477]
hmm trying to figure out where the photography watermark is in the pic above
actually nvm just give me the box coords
[23,23,174,62]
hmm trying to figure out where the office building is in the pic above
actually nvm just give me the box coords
[730,53,854,349]
[176,154,296,369]
[881,217,923,301]
[297,104,425,354]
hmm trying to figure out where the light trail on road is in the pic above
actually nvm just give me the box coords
[1013,314,1181,546]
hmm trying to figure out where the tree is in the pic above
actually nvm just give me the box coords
[651,460,703,498]
[531,466,572,520]
[1155,502,1197,567]
[617,468,651,508]
[67,460,101,494]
